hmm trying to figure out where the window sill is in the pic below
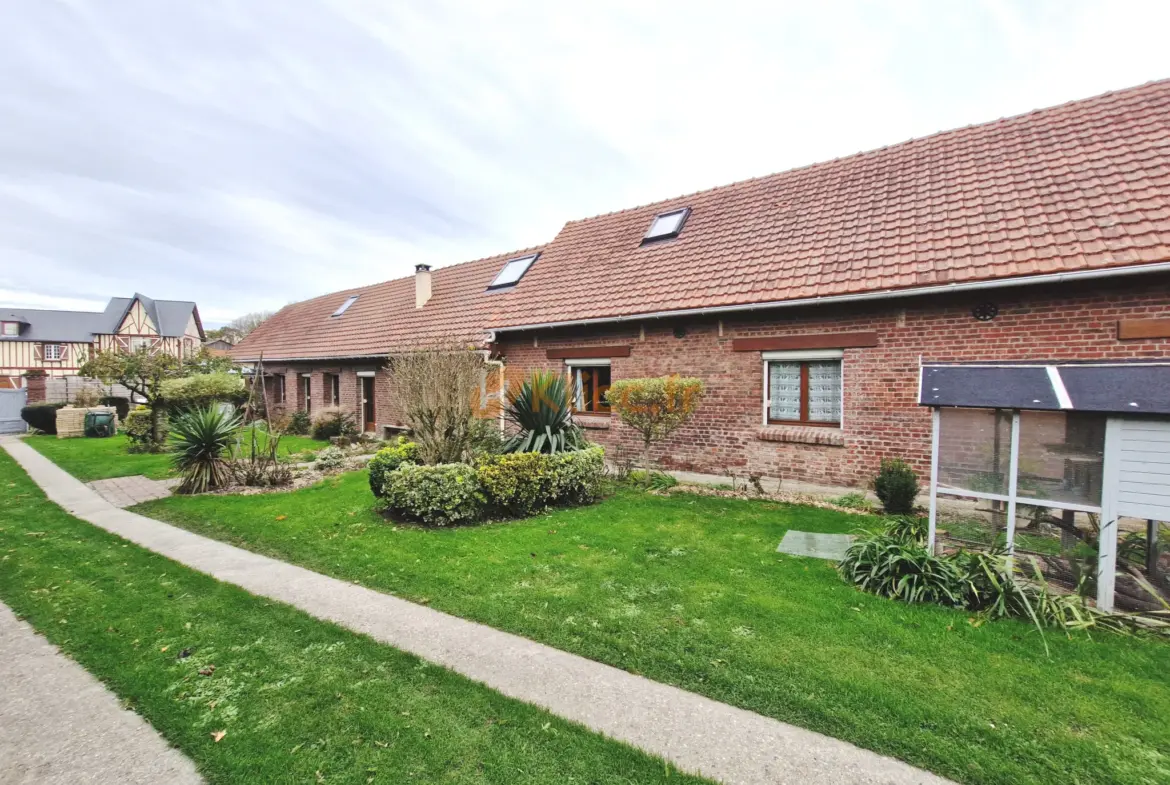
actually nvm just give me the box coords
[574,415,611,430]
[756,425,844,447]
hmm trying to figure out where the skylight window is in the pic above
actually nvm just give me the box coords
[643,208,690,243]
[332,295,359,317]
[487,253,539,290]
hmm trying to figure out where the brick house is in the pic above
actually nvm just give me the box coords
[233,79,1170,488]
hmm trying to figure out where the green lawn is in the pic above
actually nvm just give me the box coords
[25,431,327,482]
[136,471,1170,785]
[0,451,704,785]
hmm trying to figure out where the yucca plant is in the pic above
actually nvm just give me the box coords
[170,405,242,494]
[502,371,586,454]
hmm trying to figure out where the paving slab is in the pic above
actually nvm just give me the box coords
[3,439,950,785]
[777,530,855,561]
[0,602,203,785]
[87,474,175,507]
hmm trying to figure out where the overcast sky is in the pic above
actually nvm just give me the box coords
[1,1,1168,326]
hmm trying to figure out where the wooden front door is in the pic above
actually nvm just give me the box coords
[361,376,376,432]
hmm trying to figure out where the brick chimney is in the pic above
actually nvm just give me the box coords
[415,263,432,309]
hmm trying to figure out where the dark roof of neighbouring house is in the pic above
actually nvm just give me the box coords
[0,295,202,343]
[234,78,1170,361]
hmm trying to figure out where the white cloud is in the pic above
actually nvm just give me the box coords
[0,0,1166,325]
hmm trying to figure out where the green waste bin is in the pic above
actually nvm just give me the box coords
[84,410,116,438]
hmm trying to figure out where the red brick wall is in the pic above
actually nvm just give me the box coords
[495,276,1170,488]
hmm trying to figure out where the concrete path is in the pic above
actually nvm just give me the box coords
[3,439,950,785]
[0,602,203,785]
[87,474,180,508]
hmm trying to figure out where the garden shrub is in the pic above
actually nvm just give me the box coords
[838,534,964,607]
[628,469,678,491]
[312,406,358,441]
[314,446,346,471]
[287,409,312,435]
[477,446,606,517]
[125,407,169,453]
[467,416,504,457]
[606,375,704,475]
[476,452,555,517]
[884,515,928,544]
[368,438,420,497]
[873,458,920,514]
[374,444,605,523]
[99,396,131,422]
[20,403,66,434]
[381,463,485,527]
[547,446,607,505]
[840,527,1159,641]
[159,372,247,413]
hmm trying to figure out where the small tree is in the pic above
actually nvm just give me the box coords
[605,375,705,475]
[79,347,233,449]
[388,344,488,465]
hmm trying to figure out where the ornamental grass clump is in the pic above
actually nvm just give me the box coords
[840,517,1166,645]
[170,405,241,494]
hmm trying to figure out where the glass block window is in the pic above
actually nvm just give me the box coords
[767,362,801,421]
[766,358,842,426]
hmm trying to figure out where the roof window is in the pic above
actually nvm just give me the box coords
[643,208,690,243]
[332,295,359,317]
[488,253,539,290]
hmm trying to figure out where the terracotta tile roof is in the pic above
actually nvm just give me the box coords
[493,78,1170,327]
[231,246,542,360]
[236,78,1170,360]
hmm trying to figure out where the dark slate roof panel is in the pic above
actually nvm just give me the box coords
[1061,365,1170,414]
[920,366,1061,410]
[155,299,198,337]
[0,308,110,342]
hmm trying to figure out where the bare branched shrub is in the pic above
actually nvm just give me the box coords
[389,344,491,465]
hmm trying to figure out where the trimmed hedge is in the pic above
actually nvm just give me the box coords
[99,395,131,422]
[382,463,486,527]
[124,407,169,453]
[368,438,420,498]
[159,372,247,412]
[372,443,605,526]
[20,403,66,434]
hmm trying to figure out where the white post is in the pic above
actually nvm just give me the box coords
[1004,411,1021,558]
[927,407,940,553]
[1097,417,1123,612]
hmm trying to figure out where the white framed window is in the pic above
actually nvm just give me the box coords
[763,349,843,427]
[1,321,19,337]
[43,343,63,361]
[129,337,152,352]
[565,358,612,415]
